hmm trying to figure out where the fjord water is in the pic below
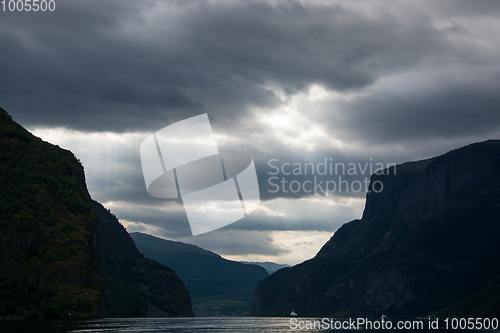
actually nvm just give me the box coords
[0,317,484,333]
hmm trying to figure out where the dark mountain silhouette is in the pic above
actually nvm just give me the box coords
[130,232,268,316]
[0,107,193,319]
[250,140,500,318]
[0,108,104,319]
[94,201,193,317]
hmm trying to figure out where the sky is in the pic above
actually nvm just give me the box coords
[2,0,500,265]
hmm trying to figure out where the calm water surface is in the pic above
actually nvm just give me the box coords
[0,317,492,333]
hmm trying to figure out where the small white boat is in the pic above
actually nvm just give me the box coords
[290,310,298,317]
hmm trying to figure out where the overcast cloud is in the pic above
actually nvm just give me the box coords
[2,0,500,264]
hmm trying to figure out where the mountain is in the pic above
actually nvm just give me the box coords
[0,107,193,319]
[240,261,290,274]
[0,108,104,319]
[250,140,500,318]
[130,232,269,316]
[94,201,193,317]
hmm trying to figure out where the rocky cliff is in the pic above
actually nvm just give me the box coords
[0,108,104,319]
[95,202,194,317]
[250,140,500,318]
[0,107,194,319]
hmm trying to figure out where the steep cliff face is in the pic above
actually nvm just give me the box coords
[250,140,500,318]
[94,202,194,317]
[0,108,104,319]
[0,107,193,319]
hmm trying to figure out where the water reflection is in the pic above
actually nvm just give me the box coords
[0,317,488,333]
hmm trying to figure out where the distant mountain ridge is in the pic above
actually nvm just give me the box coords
[239,261,290,274]
[130,232,268,316]
[250,140,500,318]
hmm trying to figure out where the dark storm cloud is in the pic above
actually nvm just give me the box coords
[6,0,500,248]
[321,74,500,146]
[1,0,475,133]
[425,0,500,17]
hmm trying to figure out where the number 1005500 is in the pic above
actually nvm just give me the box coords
[2,0,55,11]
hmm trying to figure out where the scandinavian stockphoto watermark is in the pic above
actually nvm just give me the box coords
[267,158,396,194]
[290,317,499,331]
[139,114,260,237]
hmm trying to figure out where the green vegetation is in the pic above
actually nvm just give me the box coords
[0,107,194,319]
[191,295,252,316]
[0,108,103,319]
[131,232,269,316]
